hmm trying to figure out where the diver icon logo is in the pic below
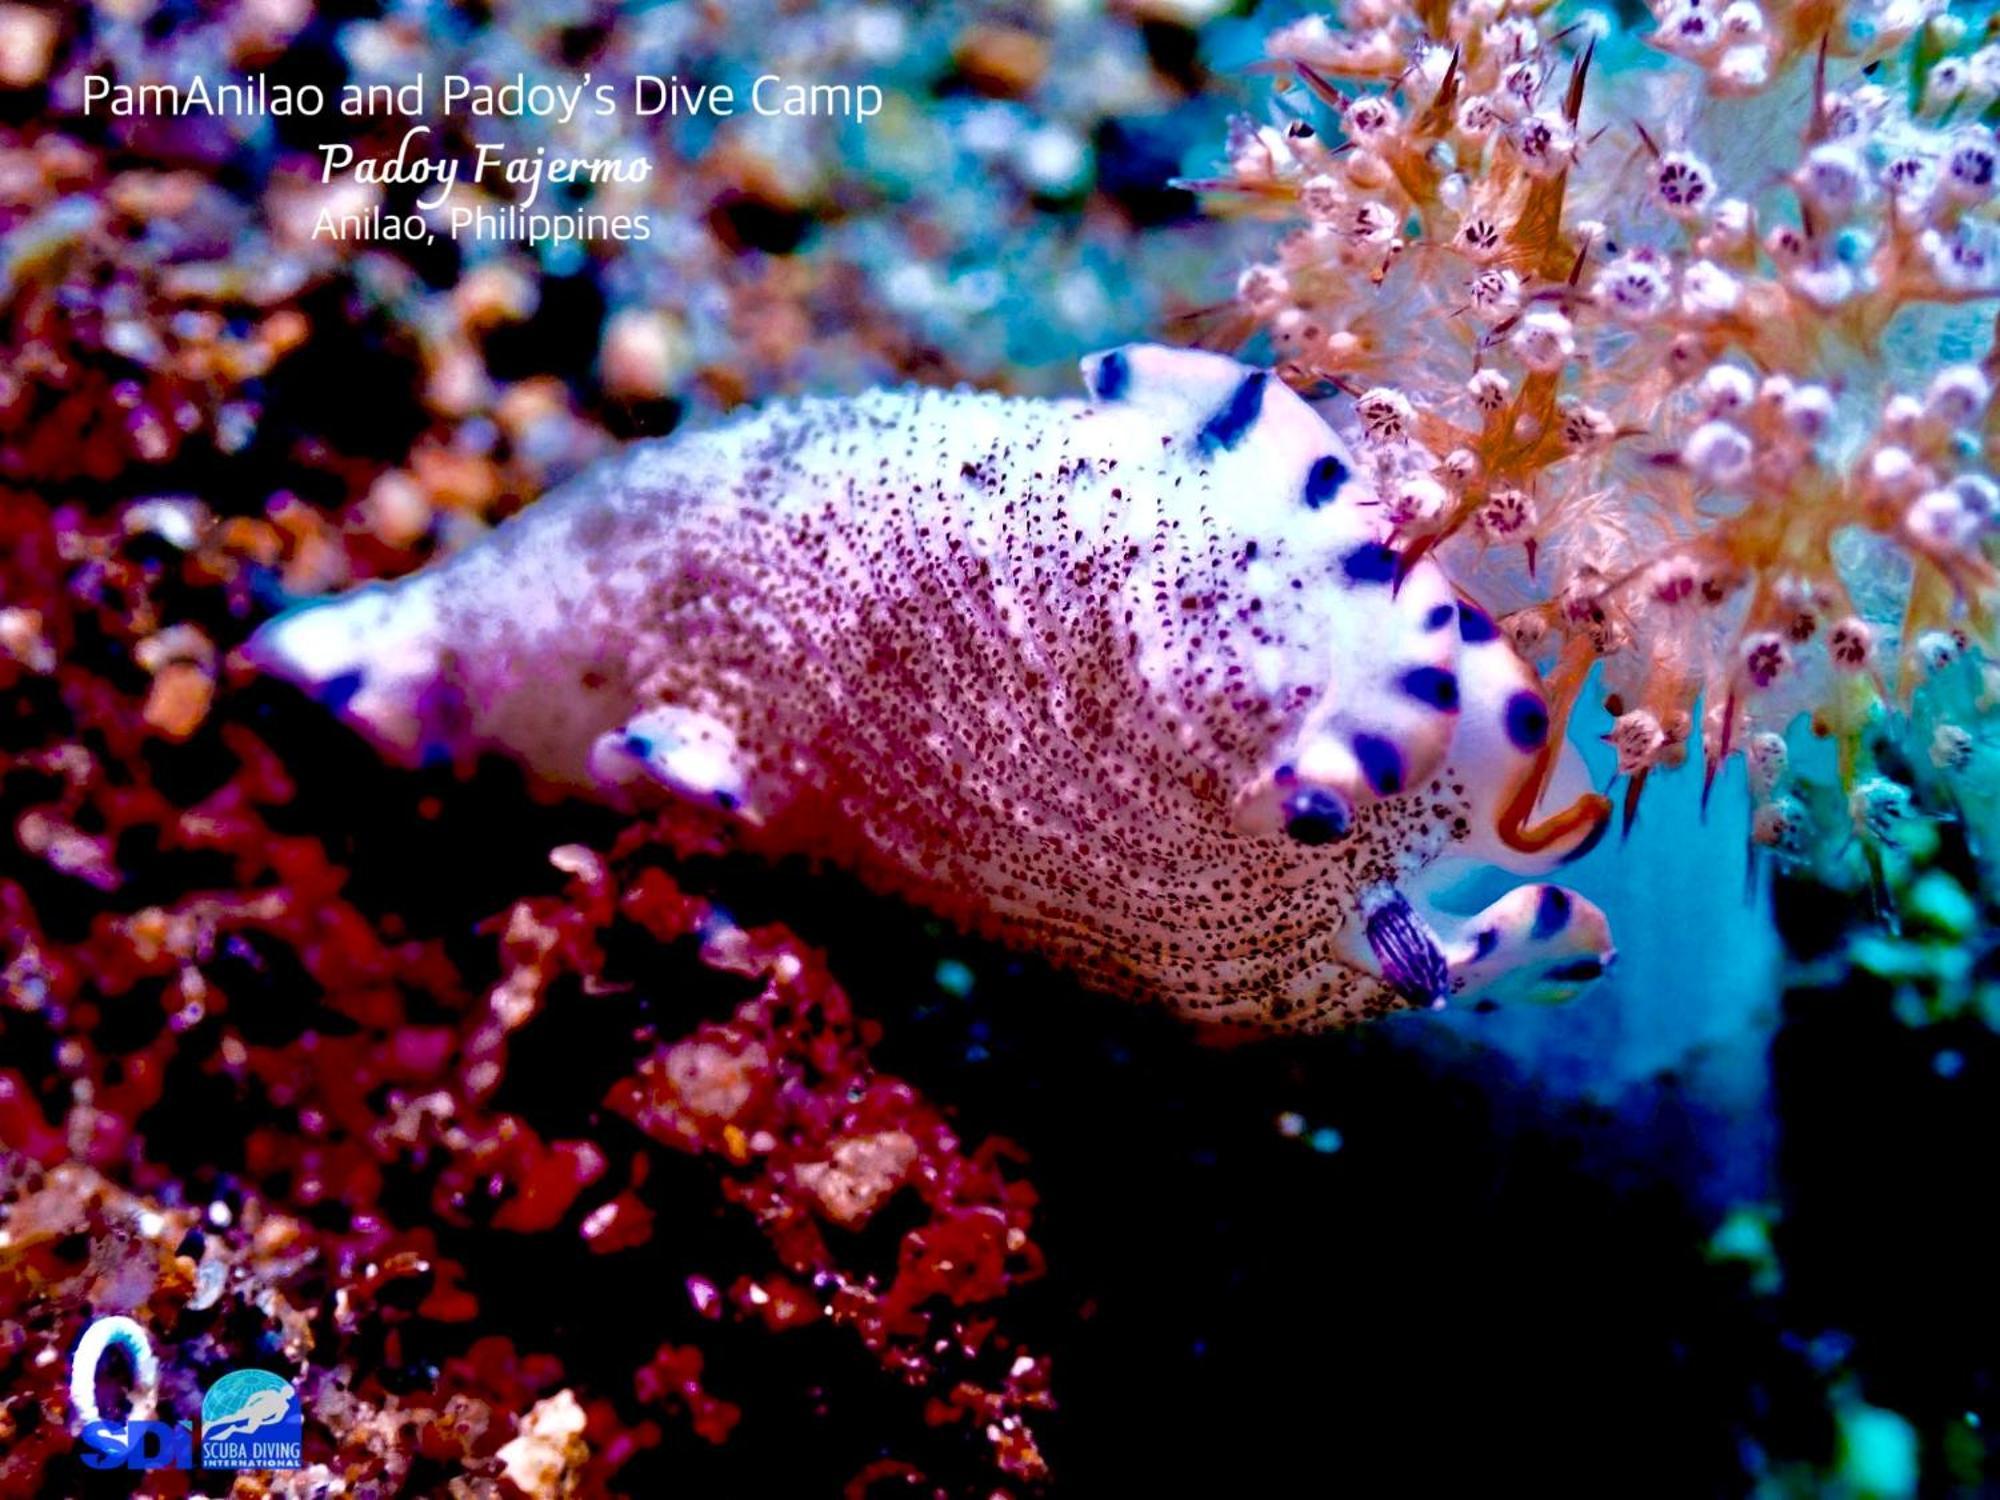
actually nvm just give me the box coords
[199,1368,303,1470]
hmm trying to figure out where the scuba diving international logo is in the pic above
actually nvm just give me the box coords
[199,1368,303,1470]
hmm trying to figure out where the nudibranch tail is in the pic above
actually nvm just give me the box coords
[240,581,448,764]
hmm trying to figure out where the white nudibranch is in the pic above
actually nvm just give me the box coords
[245,344,1615,1030]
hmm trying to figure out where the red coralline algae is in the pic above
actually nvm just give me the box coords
[634,1342,741,1446]
[608,942,1048,1335]
[1,483,1055,1490]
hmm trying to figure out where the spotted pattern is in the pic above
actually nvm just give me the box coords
[1305,454,1349,509]
[1342,542,1400,585]
[1089,348,1130,401]
[1400,666,1460,711]
[1199,372,1268,451]
[248,343,1614,1031]
[1504,691,1551,752]
[1532,885,1571,940]
[1352,734,1405,796]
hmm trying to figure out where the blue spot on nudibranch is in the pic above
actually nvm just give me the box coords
[1283,787,1353,845]
[1424,603,1455,631]
[1532,885,1571,939]
[1471,927,1500,961]
[1199,372,1267,451]
[1091,349,1130,400]
[320,670,365,713]
[1352,734,1404,795]
[623,732,655,759]
[1504,691,1550,752]
[1457,601,1499,642]
[1544,956,1605,983]
[1400,666,1459,711]
[1304,454,1350,509]
[1341,542,1399,585]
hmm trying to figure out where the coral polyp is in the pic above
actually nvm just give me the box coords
[1200,0,2000,877]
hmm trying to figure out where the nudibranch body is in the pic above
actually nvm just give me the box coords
[248,345,1614,1029]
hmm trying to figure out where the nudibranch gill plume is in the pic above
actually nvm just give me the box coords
[246,344,1616,1030]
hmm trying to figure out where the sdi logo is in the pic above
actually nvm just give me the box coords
[71,1314,303,1471]
[79,1418,195,1471]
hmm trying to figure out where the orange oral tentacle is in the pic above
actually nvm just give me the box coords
[1496,635,1610,857]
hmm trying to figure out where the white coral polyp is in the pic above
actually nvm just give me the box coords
[1509,310,1574,372]
[1684,421,1753,484]
[1924,365,1992,428]
[1680,260,1742,321]
[1698,363,1756,417]
[1594,254,1673,322]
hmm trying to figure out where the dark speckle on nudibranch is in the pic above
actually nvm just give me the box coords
[245,342,1615,1030]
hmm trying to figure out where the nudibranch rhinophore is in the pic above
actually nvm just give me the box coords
[246,344,1616,1029]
